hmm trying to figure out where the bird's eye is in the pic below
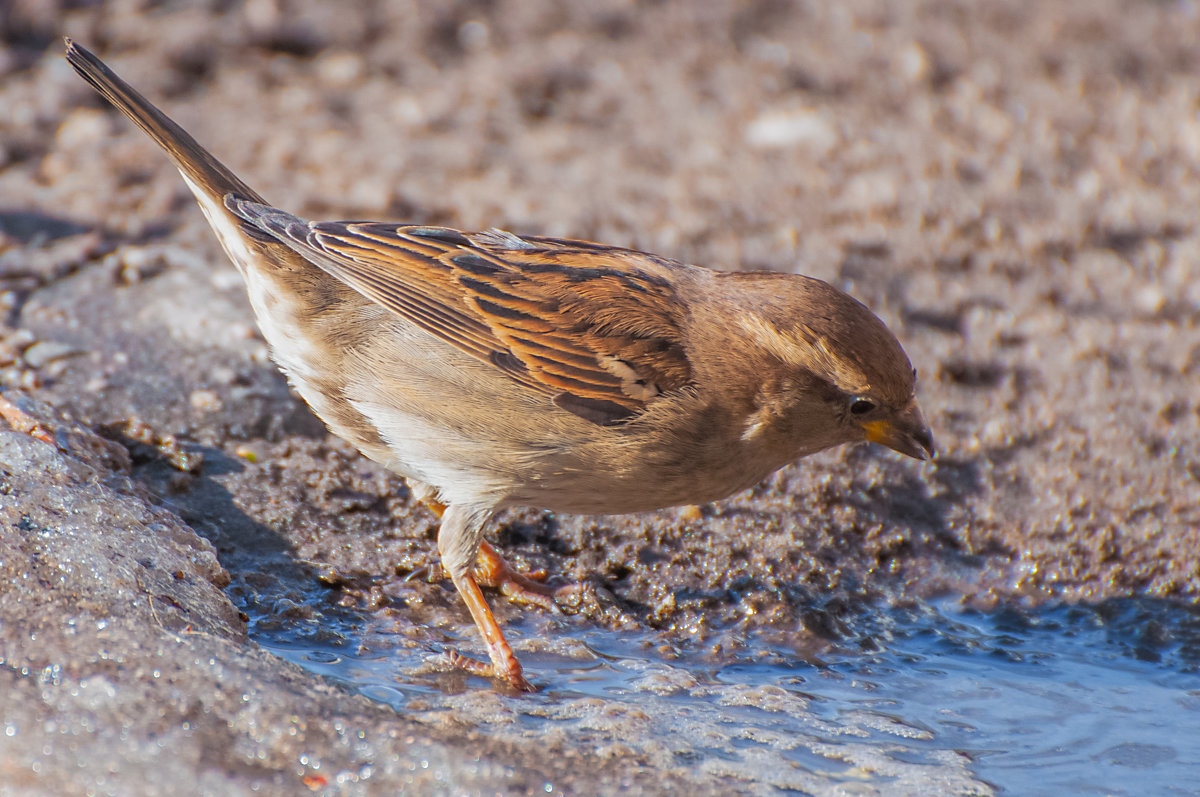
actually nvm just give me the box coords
[850,398,875,415]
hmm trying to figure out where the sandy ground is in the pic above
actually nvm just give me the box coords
[1,0,1198,793]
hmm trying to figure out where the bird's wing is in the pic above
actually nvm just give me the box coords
[227,197,693,425]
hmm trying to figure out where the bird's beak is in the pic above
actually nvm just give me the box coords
[863,400,935,461]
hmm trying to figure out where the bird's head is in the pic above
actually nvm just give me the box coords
[727,273,935,462]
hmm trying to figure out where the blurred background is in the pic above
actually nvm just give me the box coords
[1,1,1198,794]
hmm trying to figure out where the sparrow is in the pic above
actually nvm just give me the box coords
[65,39,933,692]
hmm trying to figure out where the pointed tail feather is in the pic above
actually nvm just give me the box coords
[64,38,264,206]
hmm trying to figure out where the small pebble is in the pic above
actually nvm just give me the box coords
[235,443,263,463]
[110,247,167,285]
[1134,285,1165,316]
[189,389,223,412]
[745,108,837,153]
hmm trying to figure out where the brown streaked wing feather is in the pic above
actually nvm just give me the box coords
[226,199,693,423]
[318,226,696,413]
[456,241,693,400]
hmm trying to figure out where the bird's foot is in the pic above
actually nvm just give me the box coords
[446,649,535,693]
[472,540,589,614]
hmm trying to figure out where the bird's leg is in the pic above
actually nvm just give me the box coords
[435,502,534,691]
[445,569,533,691]
[472,540,560,613]
[421,497,568,612]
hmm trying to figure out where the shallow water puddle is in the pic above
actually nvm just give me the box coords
[257,598,1200,794]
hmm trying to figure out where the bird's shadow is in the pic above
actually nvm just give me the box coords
[103,420,381,649]
[0,210,90,244]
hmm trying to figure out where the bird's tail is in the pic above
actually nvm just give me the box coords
[64,38,264,206]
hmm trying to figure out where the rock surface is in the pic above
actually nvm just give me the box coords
[1,0,1197,793]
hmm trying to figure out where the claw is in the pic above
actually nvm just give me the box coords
[471,540,588,615]
[445,649,534,691]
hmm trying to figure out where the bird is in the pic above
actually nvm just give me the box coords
[64,38,933,692]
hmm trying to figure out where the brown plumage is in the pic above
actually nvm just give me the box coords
[65,39,933,692]
[228,202,695,424]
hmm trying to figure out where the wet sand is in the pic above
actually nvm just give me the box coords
[1,1,1197,793]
